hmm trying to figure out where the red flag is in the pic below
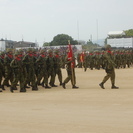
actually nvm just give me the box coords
[67,43,75,68]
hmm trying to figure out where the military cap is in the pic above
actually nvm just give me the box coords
[47,49,52,53]
[6,48,13,53]
[14,52,19,56]
[40,49,45,54]
[18,49,24,52]
[54,49,59,53]
[27,48,33,52]
[0,51,5,55]
[105,44,111,49]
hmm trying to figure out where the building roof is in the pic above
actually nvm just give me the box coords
[108,31,126,36]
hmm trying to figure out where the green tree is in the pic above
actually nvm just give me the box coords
[43,42,50,46]
[50,34,78,46]
[125,29,133,37]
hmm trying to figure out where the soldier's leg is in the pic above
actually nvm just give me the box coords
[50,71,57,87]
[44,73,51,88]
[2,69,11,86]
[110,70,119,89]
[62,70,71,89]
[71,69,78,89]
[0,71,3,92]
[10,73,19,93]
[2,69,12,90]
[99,69,111,89]
[23,67,29,88]
[57,69,63,85]
[0,71,2,87]
[20,73,26,92]
[36,70,44,85]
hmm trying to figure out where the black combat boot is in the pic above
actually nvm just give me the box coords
[111,84,119,89]
[45,85,51,89]
[0,89,2,92]
[99,82,105,89]
[52,84,58,87]
[10,87,14,93]
[1,85,5,90]
[72,85,79,89]
[49,83,58,87]
[32,86,38,91]
[20,88,26,92]
[41,83,45,87]
[25,85,30,88]
[62,83,66,89]
[6,84,11,87]
[13,87,18,90]
[60,82,62,86]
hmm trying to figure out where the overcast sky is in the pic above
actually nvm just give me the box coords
[0,0,133,46]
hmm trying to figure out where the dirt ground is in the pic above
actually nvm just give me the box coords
[0,67,133,133]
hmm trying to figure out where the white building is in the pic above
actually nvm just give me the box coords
[107,31,133,48]
[0,39,6,51]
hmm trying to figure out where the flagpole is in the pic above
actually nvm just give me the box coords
[68,40,75,86]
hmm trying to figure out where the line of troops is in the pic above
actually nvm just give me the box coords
[0,48,65,93]
[77,49,133,71]
[1,48,133,93]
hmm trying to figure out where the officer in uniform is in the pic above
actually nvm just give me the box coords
[99,44,119,89]
[62,50,79,89]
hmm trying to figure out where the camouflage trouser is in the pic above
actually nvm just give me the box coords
[55,68,62,84]
[37,68,48,85]
[102,68,115,85]
[48,68,56,85]
[27,67,36,87]
[64,68,76,86]
[11,69,24,89]
[2,67,13,86]
[0,70,2,86]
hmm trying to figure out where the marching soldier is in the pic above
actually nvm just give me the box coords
[36,49,51,88]
[10,52,26,93]
[99,44,119,89]
[62,49,79,89]
[22,48,38,91]
[54,49,63,85]
[1,48,14,90]
[0,59,3,92]
[47,49,57,87]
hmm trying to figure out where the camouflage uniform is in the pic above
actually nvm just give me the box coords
[22,48,38,91]
[62,53,78,89]
[99,45,119,89]
[10,52,26,93]
[47,49,57,87]
[1,49,14,90]
[36,49,51,88]
[54,50,63,85]
[0,60,3,92]
[0,52,5,90]
[88,51,95,70]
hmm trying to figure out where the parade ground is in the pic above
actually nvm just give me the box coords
[0,67,133,133]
